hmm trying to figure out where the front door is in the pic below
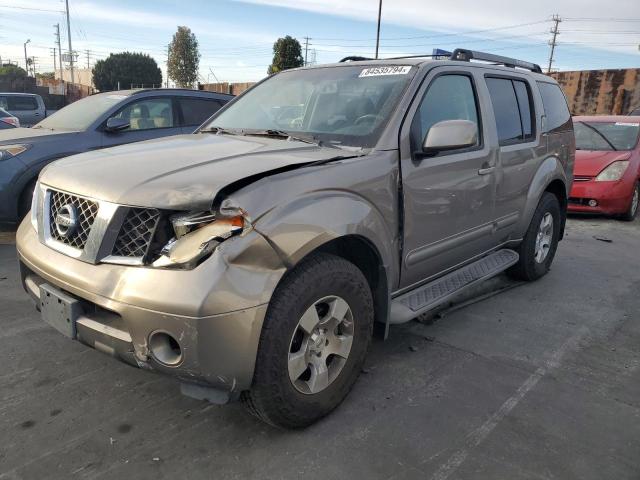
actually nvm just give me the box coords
[399,68,498,289]
[101,96,182,148]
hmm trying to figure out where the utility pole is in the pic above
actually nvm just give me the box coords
[54,24,63,81]
[547,14,561,74]
[23,39,30,73]
[65,0,74,84]
[304,37,310,66]
[85,49,91,69]
[51,48,57,75]
[166,44,170,88]
[375,0,382,59]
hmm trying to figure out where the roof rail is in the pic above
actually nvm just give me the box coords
[450,49,543,73]
[339,56,373,62]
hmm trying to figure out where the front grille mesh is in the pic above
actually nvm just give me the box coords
[49,190,99,249]
[112,208,160,258]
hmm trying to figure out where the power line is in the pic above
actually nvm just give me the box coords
[313,19,550,42]
[0,4,62,13]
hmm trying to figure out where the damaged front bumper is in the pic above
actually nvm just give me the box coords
[16,219,287,402]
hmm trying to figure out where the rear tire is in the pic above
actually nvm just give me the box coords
[243,252,373,429]
[508,192,561,281]
[620,182,639,222]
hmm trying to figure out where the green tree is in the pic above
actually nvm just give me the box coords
[92,52,162,92]
[0,64,27,78]
[168,26,200,88]
[267,36,303,75]
[36,72,55,81]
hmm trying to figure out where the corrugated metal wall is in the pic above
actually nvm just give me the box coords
[550,69,640,115]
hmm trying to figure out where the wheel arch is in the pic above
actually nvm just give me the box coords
[515,156,569,240]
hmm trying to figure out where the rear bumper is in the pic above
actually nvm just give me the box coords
[568,178,634,215]
[16,218,287,399]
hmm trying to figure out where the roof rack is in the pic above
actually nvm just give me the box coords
[450,49,542,73]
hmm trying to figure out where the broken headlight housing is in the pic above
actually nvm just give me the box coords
[152,211,247,269]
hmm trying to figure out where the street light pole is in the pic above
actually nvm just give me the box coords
[23,39,31,74]
[375,0,382,59]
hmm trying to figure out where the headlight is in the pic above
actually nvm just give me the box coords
[30,181,41,233]
[0,144,30,161]
[596,161,629,181]
[152,211,247,269]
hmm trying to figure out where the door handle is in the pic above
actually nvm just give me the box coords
[478,166,495,175]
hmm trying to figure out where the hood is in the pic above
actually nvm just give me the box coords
[40,133,357,210]
[574,150,632,177]
[0,127,78,144]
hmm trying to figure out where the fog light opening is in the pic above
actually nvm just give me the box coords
[149,331,183,366]
[588,199,598,207]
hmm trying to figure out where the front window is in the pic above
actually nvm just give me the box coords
[575,121,640,151]
[114,98,175,130]
[35,93,129,131]
[202,65,416,148]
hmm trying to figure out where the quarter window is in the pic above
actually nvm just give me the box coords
[412,74,480,152]
[537,82,571,133]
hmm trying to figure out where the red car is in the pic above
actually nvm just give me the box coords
[569,116,640,221]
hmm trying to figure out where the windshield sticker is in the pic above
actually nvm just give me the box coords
[615,122,639,127]
[359,66,412,77]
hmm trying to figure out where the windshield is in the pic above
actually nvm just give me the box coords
[575,121,640,151]
[35,93,129,131]
[202,65,416,148]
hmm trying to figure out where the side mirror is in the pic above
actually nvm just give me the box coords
[422,119,478,154]
[105,117,130,133]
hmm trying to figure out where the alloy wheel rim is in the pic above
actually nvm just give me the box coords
[534,212,554,263]
[288,295,354,395]
[631,187,639,217]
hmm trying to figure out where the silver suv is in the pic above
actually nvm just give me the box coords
[17,50,575,428]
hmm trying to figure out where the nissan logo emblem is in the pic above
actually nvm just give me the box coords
[54,204,78,238]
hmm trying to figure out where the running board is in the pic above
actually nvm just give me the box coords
[389,249,519,324]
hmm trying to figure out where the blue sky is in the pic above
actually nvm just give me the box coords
[1,0,639,83]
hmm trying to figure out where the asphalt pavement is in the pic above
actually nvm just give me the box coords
[0,217,638,480]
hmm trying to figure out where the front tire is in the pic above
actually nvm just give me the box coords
[620,182,639,222]
[508,192,561,281]
[243,253,373,429]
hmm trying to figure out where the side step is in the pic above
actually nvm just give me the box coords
[389,249,519,325]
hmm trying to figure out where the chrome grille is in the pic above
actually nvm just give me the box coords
[112,208,160,258]
[48,190,99,250]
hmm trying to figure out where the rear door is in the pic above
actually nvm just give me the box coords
[177,97,225,133]
[483,74,547,240]
[399,67,498,288]
[100,96,182,148]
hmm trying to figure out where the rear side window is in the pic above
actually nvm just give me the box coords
[486,77,535,145]
[5,96,38,111]
[513,80,533,138]
[180,98,224,126]
[537,82,571,133]
[412,74,481,152]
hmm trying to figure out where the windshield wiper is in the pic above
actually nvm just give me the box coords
[201,126,239,135]
[242,129,319,145]
[581,122,617,151]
